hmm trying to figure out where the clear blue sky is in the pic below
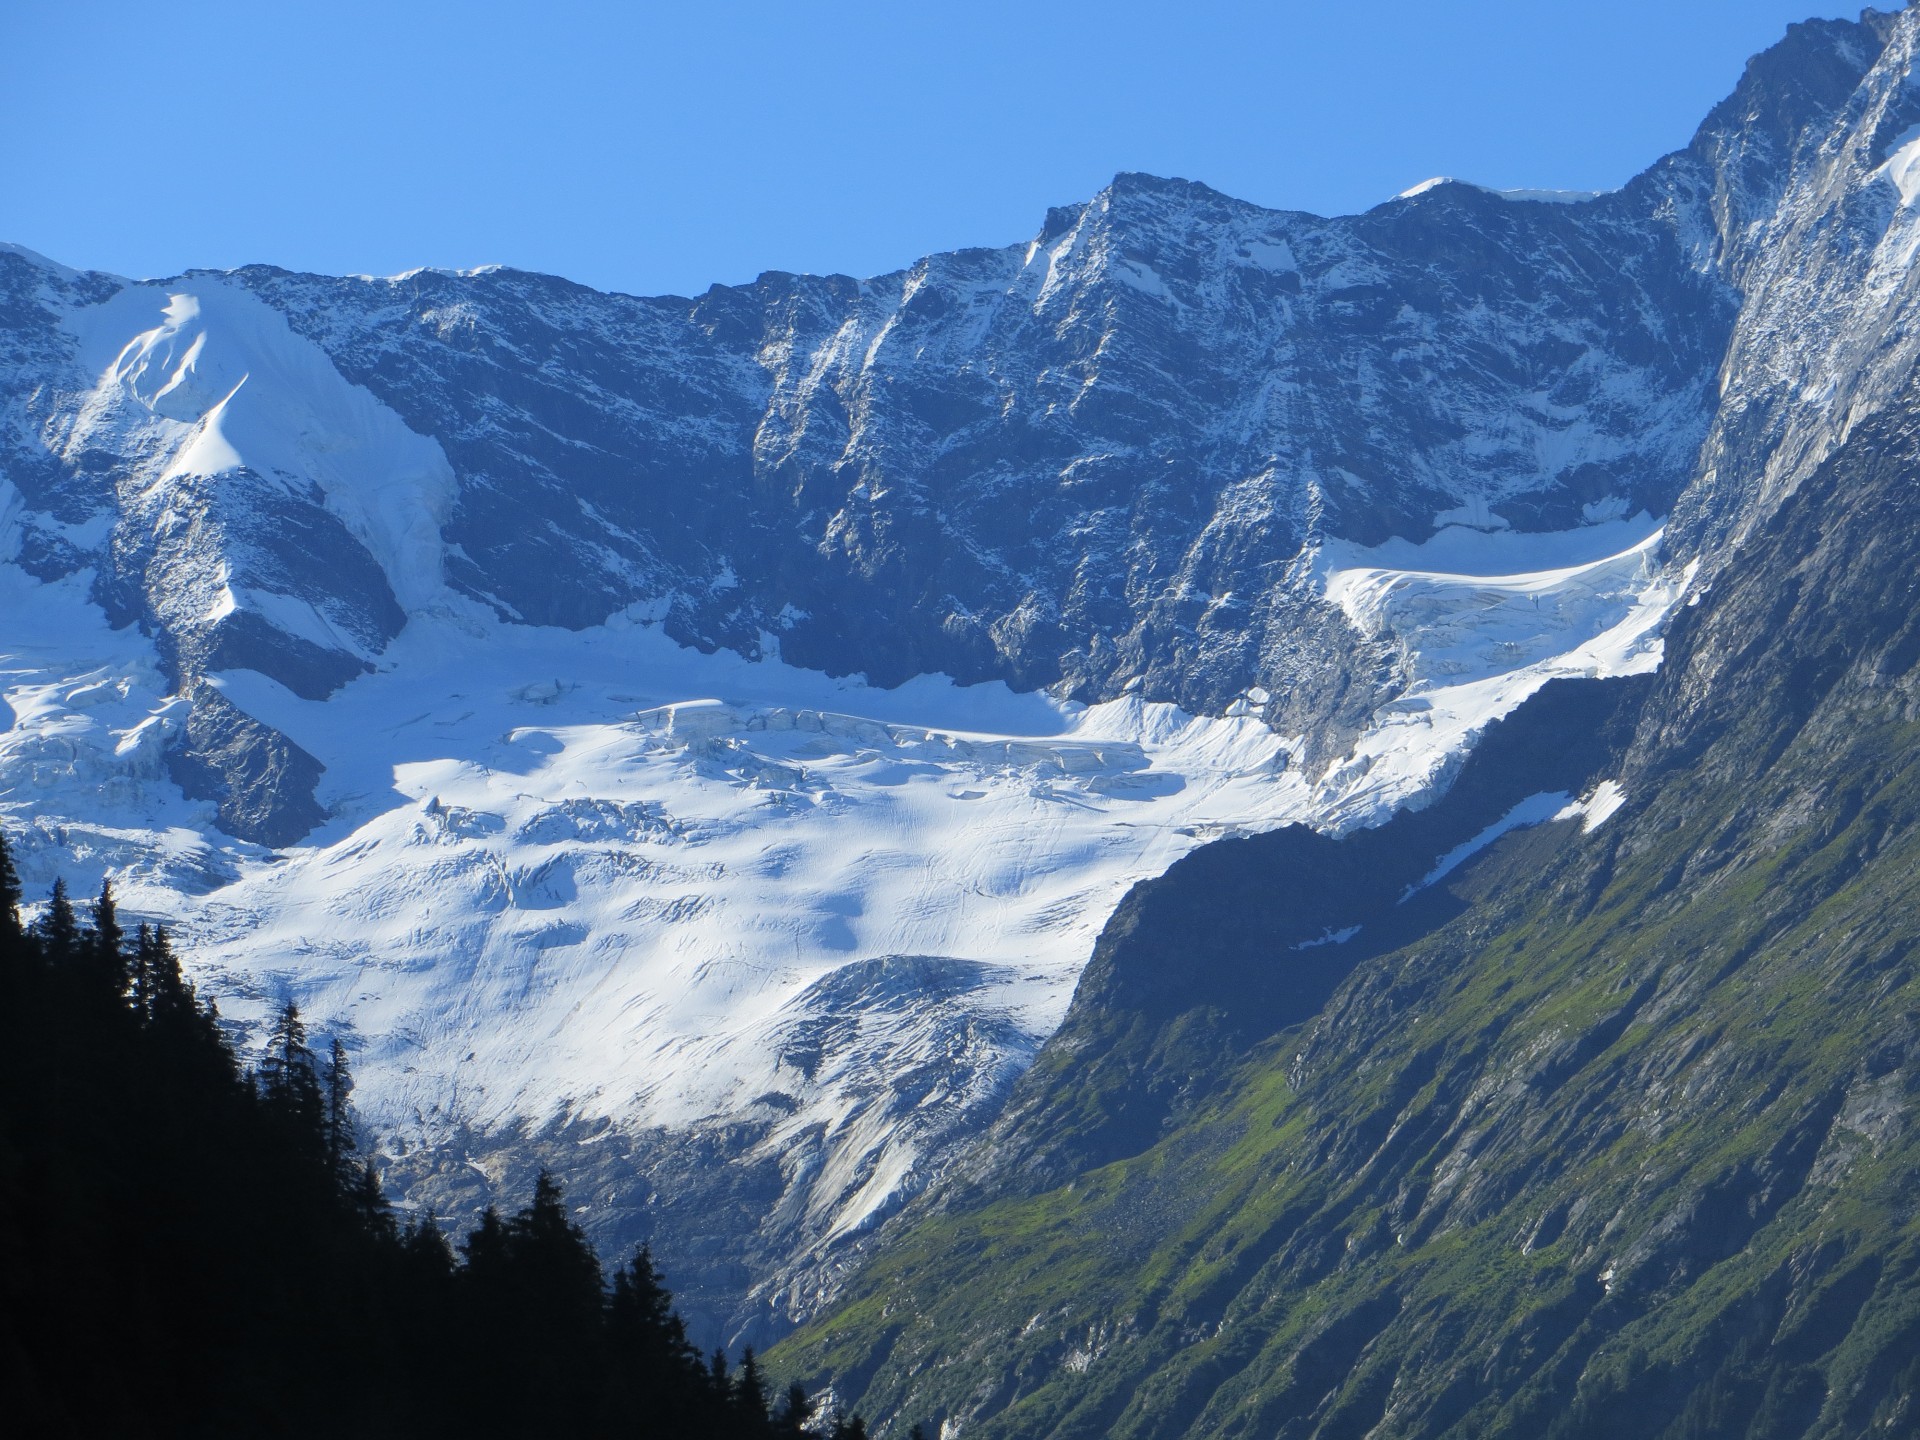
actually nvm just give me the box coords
[0,0,1864,298]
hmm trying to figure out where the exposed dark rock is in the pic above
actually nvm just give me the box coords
[165,681,326,848]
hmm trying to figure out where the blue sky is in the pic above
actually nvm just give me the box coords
[0,1,1861,297]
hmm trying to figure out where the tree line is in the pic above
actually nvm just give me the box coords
[0,830,887,1438]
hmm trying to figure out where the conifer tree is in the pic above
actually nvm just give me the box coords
[735,1348,773,1429]
[259,1000,324,1152]
[0,833,22,1005]
[505,1168,606,1331]
[608,1243,686,1349]
[0,828,21,939]
[260,999,310,1092]
[87,878,127,998]
[36,877,79,963]
[324,1037,357,1183]
[400,1210,455,1279]
[139,926,195,1026]
[605,1243,709,1433]
[130,922,155,1021]
[775,1381,817,1438]
[350,1159,393,1236]
[463,1204,509,1274]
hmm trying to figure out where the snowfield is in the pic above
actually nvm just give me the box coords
[1,500,1685,1250]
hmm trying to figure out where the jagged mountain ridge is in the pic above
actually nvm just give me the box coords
[2,6,1909,1353]
[5,127,1732,844]
[234,168,1722,712]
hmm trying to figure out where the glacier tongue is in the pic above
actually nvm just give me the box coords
[1308,515,1683,833]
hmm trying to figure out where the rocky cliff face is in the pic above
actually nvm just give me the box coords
[234,166,1724,730]
[3,3,1913,1357]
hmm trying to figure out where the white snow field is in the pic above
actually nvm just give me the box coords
[0,269,1687,1268]
[0,505,1679,1234]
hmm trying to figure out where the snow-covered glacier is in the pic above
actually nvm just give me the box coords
[10,3,1920,1346]
[0,477,1682,1340]
[0,238,1704,1341]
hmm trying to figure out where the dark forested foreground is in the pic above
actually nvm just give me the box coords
[0,833,878,1439]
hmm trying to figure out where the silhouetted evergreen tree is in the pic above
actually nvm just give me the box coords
[736,1348,774,1432]
[608,1244,683,1346]
[86,878,126,997]
[776,1380,818,1438]
[0,834,21,1020]
[457,1169,610,1434]
[129,921,156,1021]
[463,1203,508,1272]
[324,1036,357,1184]
[350,1160,394,1236]
[132,923,191,1025]
[259,999,325,1160]
[399,1211,456,1282]
[604,1243,712,1434]
[34,876,77,962]
[0,827,20,938]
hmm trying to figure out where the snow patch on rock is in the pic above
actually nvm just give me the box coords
[1403,791,1575,901]
[61,276,456,611]
[1556,779,1627,833]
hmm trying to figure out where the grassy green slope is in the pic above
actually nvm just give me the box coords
[771,412,1920,1437]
